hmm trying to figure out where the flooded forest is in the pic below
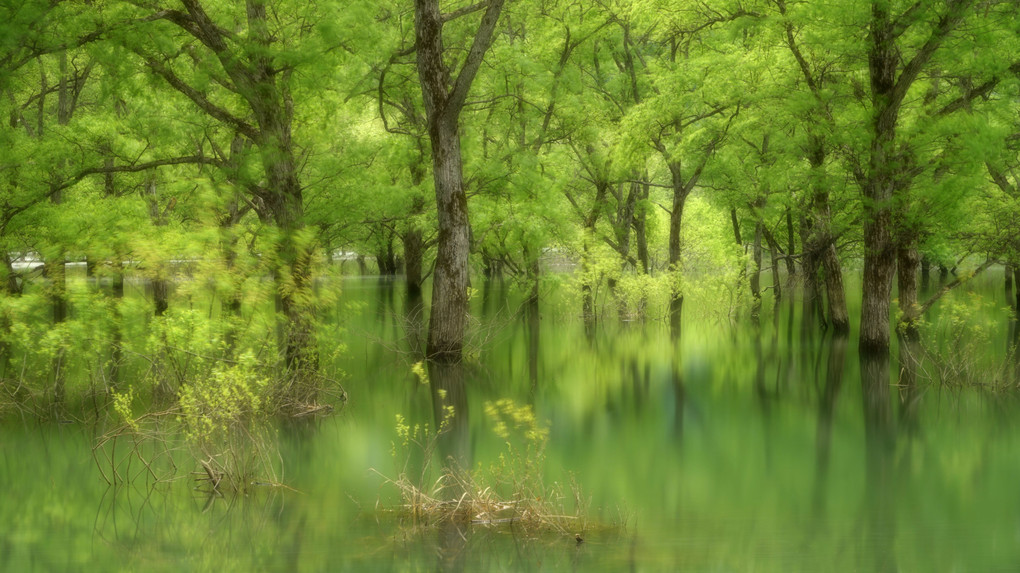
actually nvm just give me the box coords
[2,0,1020,571]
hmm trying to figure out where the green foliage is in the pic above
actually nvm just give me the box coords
[922,290,1017,389]
[410,361,429,385]
[177,351,269,443]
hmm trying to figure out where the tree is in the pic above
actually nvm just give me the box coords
[414,0,507,362]
[114,0,344,385]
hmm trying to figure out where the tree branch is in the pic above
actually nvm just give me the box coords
[890,0,970,112]
[442,1,490,23]
[53,155,220,195]
[141,55,259,140]
[901,259,994,324]
[445,0,507,119]
[936,61,1020,117]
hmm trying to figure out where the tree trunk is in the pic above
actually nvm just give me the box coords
[762,226,782,302]
[821,243,849,335]
[403,228,424,298]
[1006,262,1015,313]
[799,215,823,330]
[0,258,19,379]
[896,244,921,337]
[266,179,317,380]
[613,181,638,318]
[634,181,650,275]
[1014,266,1020,313]
[751,222,763,322]
[859,213,897,352]
[730,208,742,247]
[667,163,690,336]
[785,208,797,278]
[403,193,426,297]
[424,117,471,361]
[45,250,68,403]
[145,178,171,317]
[860,5,900,353]
[375,234,398,275]
[806,133,848,333]
[220,223,244,353]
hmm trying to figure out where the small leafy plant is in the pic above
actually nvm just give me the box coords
[379,395,588,534]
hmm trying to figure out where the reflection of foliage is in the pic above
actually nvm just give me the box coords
[485,398,549,443]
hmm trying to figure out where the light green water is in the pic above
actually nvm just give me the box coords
[3,275,1020,571]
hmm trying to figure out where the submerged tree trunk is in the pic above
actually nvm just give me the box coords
[403,228,424,296]
[403,194,427,298]
[762,226,782,303]
[799,215,823,331]
[415,0,506,362]
[266,179,317,380]
[1015,266,1020,312]
[785,208,797,278]
[634,180,650,276]
[109,264,125,389]
[750,222,763,322]
[665,160,694,338]
[820,243,849,335]
[859,214,897,353]
[1006,262,1016,313]
[896,244,921,337]
[806,135,848,334]
[145,178,171,317]
[859,21,900,354]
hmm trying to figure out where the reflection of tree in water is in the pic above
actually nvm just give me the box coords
[860,349,897,573]
[896,328,923,438]
[670,317,685,441]
[427,360,471,572]
[94,481,290,569]
[811,333,847,520]
[524,287,540,398]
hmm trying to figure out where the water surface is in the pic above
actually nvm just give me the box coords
[3,275,1020,571]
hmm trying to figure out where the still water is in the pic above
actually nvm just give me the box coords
[3,275,1020,571]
